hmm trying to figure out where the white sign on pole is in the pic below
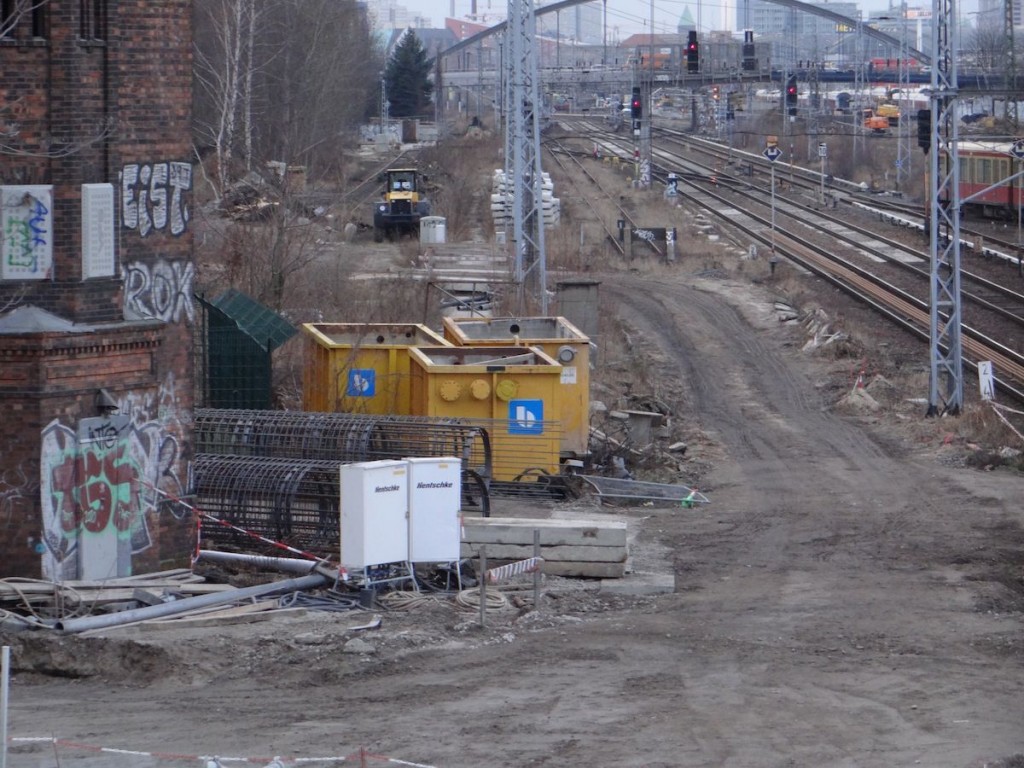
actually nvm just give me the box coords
[978,361,995,401]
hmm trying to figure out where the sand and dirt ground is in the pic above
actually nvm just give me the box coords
[5,258,1024,768]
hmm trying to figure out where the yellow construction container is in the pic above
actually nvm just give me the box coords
[408,346,563,481]
[441,316,591,458]
[302,323,451,415]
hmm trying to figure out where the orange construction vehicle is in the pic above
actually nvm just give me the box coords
[876,103,900,125]
[862,109,889,135]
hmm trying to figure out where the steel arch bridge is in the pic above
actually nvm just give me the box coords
[438,0,929,67]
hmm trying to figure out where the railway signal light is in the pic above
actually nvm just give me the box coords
[785,75,798,116]
[785,76,797,104]
[631,86,642,119]
[712,85,720,101]
[917,108,931,153]
[742,30,757,71]
[686,31,699,73]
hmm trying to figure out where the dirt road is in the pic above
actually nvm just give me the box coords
[5,268,1024,768]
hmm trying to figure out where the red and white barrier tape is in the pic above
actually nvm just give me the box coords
[9,737,436,767]
[486,556,543,583]
[139,479,343,575]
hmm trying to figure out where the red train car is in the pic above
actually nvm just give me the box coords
[953,141,1022,220]
[870,57,922,71]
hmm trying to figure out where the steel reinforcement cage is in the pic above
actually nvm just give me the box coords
[193,409,493,512]
[191,454,343,557]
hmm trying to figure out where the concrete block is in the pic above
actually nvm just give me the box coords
[461,517,627,547]
[461,543,627,563]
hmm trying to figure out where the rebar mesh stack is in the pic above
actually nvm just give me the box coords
[191,454,342,557]
[193,408,493,511]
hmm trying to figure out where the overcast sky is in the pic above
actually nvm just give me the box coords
[415,0,977,36]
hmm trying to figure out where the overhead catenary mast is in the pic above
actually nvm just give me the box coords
[504,0,548,313]
[925,0,963,414]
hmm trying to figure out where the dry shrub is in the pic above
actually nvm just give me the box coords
[344,276,436,325]
[958,403,1024,471]
[959,402,1019,443]
[272,337,306,410]
[417,135,502,241]
[596,299,659,398]
[271,272,439,409]
[396,237,421,267]
[543,224,575,271]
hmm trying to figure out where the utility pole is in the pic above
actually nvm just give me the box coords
[640,0,653,189]
[926,0,964,414]
[602,0,607,65]
[895,3,912,193]
[505,0,548,314]
[1005,0,1018,126]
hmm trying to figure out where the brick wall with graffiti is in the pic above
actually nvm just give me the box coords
[38,372,191,580]
[0,0,196,578]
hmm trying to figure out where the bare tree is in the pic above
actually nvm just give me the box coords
[214,198,321,311]
[193,0,381,308]
[255,0,381,177]
[967,19,1012,115]
[194,0,380,193]
[193,0,265,198]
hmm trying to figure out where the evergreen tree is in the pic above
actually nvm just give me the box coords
[385,29,434,118]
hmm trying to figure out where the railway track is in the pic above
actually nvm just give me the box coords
[653,126,1024,264]
[544,136,665,259]
[547,118,1024,406]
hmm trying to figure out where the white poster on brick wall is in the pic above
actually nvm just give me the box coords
[82,183,116,279]
[1,185,54,280]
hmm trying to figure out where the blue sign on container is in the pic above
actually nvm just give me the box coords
[347,369,376,397]
[508,399,544,434]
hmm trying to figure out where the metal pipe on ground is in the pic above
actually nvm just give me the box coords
[195,550,318,575]
[54,573,330,634]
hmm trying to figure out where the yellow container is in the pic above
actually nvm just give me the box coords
[408,346,562,481]
[441,316,591,458]
[302,323,451,415]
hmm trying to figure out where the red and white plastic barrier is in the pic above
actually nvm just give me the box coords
[9,737,436,767]
[486,557,544,583]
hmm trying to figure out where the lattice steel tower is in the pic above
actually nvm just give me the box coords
[926,0,963,414]
[1005,0,1018,127]
[895,3,913,193]
[504,0,548,313]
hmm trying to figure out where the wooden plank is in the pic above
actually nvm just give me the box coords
[131,588,167,606]
[0,578,222,596]
[461,543,627,563]
[145,606,310,629]
[462,518,627,547]
[117,569,199,582]
[0,582,237,605]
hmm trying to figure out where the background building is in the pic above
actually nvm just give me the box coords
[743,0,860,67]
[363,0,433,31]
[537,1,603,45]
